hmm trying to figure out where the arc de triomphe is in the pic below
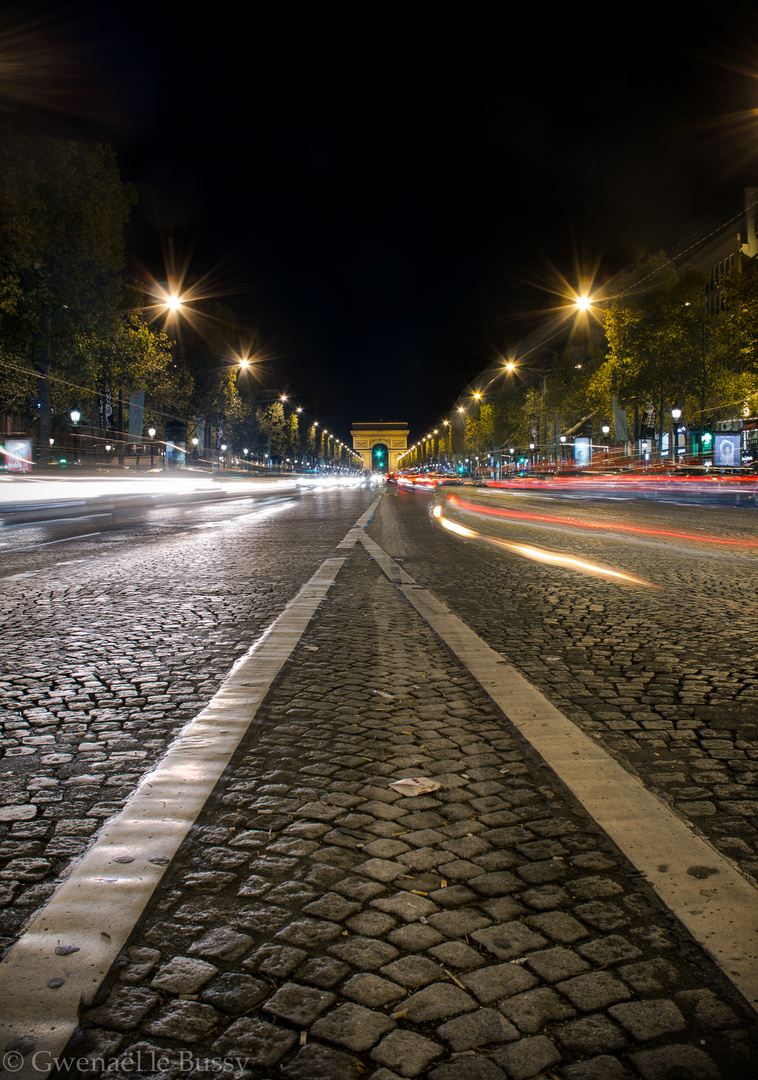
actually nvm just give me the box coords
[350,421,409,472]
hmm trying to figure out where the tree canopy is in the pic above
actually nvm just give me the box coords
[0,129,136,458]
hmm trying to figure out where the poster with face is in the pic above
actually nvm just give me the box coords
[714,432,740,467]
[574,437,590,466]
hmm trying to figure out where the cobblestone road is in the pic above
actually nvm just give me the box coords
[1,485,757,1079]
[371,488,758,885]
[0,489,376,950]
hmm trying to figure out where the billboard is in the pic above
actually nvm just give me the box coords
[574,437,591,466]
[714,432,740,467]
[3,439,32,472]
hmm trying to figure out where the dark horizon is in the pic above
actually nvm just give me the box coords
[8,1,758,442]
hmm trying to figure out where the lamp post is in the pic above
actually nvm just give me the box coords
[671,405,683,464]
[148,427,156,469]
[504,361,554,465]
[70,409,81,465]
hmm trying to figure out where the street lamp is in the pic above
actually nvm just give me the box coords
[148,427,157,468]
[503,361,555,464]
[671,405,684,461]
[70,409,81,464]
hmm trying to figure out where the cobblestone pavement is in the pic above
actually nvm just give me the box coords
[2,488,757,1079]
[370,488,758,886]
[37,536,758,1078]
[0,489,376,953]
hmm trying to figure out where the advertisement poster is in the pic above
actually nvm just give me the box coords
[3,439,32,472]
[166,439,186,466]
[714,432,740,467]
[574,437,591,466]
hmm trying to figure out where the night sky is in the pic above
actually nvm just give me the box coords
[5,2,758,441]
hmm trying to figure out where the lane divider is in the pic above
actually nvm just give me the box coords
[357,530,758,1017]
[0,556,347,1076]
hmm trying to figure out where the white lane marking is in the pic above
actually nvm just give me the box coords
[360,532,415,583]
[359,531,758,1016]
[353,494,383,530]
[0,556,346,1074]
[1,531,104,556]
[337,495,383,550]
[26,531,102,547]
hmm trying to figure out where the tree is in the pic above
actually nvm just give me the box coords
[73,314,190,446]
[0,129,136,461]
[0,344,37,417]
[713,262,758,420]
[257,401,286,462]
[598,254,714,440]
[285,410,299,462]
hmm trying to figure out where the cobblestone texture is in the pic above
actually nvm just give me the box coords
[44,542,756,1078]
[0,492,371,950]
[370,488,758,883]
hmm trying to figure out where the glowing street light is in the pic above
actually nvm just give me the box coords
[574,295,592,312]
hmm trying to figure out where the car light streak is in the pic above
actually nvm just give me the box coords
[448,494,758,548]
[0,475,303,510]
[432,504,652,585]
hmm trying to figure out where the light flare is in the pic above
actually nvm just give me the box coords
[433,503,653,585]
[448,494,758,548]
[0,475,300,509]
[437,516,476,539]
